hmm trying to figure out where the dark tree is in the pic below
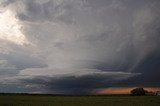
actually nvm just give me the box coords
[130,88,147,96]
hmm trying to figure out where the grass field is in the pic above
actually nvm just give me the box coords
[0,94,160,106]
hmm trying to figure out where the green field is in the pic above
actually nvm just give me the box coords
[0,94,160,106]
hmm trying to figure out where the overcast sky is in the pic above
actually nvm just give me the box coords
[0,0,160,94]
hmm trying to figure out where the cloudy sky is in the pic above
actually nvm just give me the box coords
[0,0,160,94]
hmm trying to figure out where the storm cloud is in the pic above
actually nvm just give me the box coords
[0,0,160,94]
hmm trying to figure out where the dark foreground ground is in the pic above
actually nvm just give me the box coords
[0,94,160,106]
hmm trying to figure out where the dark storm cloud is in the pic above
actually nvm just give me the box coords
[0,0,15,8]
[18,72,138,94]
[0,42,47,76]
[129,51,160,87]
[0,0,160,94]
[14,0,89,23]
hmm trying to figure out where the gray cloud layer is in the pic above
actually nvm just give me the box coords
[0,0,160,94]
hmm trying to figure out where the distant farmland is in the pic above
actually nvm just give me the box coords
[0,94,160,106]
